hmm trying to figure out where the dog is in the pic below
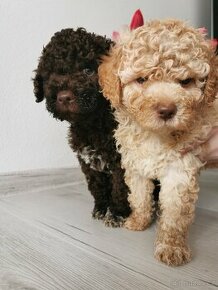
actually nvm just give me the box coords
[99,19,218,265]
[33,28,132,227]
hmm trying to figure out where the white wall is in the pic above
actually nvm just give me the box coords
[0,0,212,173]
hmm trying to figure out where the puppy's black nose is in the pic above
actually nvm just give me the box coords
[57,90,74,103]
[157,103,177,120]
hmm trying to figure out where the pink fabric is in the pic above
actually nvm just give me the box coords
[211,38,218,49]
[112,9,144,41]
[198,27,217,49]
[130,9,144,30]
[198,27,208,34]
[112,31,120,41]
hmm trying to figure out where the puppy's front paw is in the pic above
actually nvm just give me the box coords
[92,206,107,220]
[103,209,125,228]
[124,214,151,231]
[154,243,191,266]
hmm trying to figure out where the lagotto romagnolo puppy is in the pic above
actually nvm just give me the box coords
[99,19,218,265]
[33,28,132,227]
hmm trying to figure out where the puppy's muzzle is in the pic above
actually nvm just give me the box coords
[57,90,74,104]
[56,90,79,113]
[156,103,177,121]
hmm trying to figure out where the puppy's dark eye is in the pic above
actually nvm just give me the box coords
[136,77,148,84]
[179,78,195,87]
[83,68,95,76]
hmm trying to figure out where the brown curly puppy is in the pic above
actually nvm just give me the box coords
[99,20,218,264]
[33,28,132,227]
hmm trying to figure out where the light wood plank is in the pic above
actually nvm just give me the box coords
[0,168,218,290]
[0,205,168,290]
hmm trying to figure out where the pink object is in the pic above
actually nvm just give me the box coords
[112,9,144,41]
[198,27,208,34]
[198,27,217,49]
[211,38,218,49]
[130,9,144,30]
[112,31,120,41]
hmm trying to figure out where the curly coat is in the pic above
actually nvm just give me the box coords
[33,28,132,226]
[99,19,218,264]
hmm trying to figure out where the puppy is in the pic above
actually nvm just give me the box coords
[33,28,131,227]
[99,20,218,264]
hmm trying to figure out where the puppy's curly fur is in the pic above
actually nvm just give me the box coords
[99,20,218,264]
[33,28,132,227]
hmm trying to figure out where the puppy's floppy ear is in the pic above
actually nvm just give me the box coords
[204,55,218,104]
[98,46,122,108]
[33,71,44,103]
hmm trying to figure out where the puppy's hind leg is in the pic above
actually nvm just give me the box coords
[124,170,154,231]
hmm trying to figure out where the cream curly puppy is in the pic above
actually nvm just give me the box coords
[99,19,218,266]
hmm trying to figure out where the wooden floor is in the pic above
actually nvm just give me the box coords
[0,168,218,290]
